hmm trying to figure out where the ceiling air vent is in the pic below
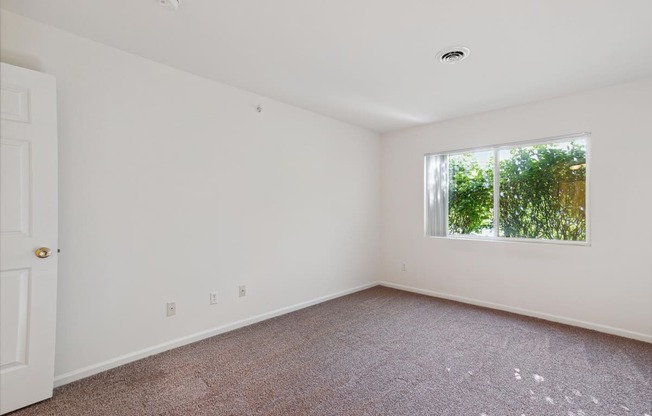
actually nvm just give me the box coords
[437,47,470,64]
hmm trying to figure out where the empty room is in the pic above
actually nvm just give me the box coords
[1,1,651,415]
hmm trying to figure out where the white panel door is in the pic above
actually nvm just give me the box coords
[0,63,58,414]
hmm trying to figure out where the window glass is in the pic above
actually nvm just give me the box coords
[448,151,494,236]
[425,135,588,244]
[498,140,586,241]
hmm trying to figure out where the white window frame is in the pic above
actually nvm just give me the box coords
[424,132,591,246]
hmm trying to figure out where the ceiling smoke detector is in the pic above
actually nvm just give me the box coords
[437,46,470,64]
[159,0,182,10]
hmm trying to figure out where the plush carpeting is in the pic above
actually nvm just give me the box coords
[11,286,652,416]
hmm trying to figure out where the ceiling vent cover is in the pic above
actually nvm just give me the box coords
[437,47,470,64]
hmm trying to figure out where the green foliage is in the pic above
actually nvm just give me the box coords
[446,141,586,241]
[499,142,586,240]
[448,154,494,235]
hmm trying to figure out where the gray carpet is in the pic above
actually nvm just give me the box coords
[11,286,652,415]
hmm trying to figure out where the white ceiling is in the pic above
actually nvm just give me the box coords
[3,0,652,133]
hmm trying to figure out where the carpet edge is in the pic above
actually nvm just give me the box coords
[378,281,652,343]
[52,281,379,387]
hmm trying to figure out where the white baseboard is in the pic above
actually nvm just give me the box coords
[378,281,652,343]
[54,279,651,387]
[53,282,378,387]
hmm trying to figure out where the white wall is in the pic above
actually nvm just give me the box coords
[2,9,649,390]
[380,78,652,341]
[1,11,381,382]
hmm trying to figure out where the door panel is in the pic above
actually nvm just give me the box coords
[0,85,30,123]
[1,139,31,236]
[0,63,58,415]
[0,268,30,371]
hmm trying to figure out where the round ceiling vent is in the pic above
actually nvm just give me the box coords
[437,46,470,64]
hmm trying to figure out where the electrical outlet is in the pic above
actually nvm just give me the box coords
[239,285,246,298]
[210,291,219,305]
[166,302,176,317]
[401,263,407,272]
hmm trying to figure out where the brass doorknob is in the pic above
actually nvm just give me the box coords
[35,247,52,258]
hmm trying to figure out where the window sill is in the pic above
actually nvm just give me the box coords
[425,234,591,247]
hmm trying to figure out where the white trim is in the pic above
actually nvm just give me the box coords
[427,234,590,246]
[424,131,589,157]
[584,133,592,244]
[52,282,378,387]
[378,281,652,343]
[53,279,651,388]
[425,132,590,245]
[492,148,499,237]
